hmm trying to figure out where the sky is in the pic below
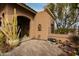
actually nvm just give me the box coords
[26,3,48,12]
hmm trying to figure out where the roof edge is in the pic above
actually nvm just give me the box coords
[17,3,37,14]
[44,7,55,20]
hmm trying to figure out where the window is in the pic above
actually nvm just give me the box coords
[51,24,54,33]
[38,24,42,31]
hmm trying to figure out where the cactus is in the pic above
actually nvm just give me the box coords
[0,8,20,47]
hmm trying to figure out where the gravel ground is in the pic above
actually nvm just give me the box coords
[4,39,66,56]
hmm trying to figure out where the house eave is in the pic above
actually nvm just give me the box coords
[17,3,37,14]
[44,7,56,20]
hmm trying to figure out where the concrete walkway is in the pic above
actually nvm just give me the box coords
[5,39,66,56]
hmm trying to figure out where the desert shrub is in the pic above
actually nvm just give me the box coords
[0,31,4,47]
[69,35,79,45]
[0,32,5,53]
[0,31,11,53]
[55,28,75,34]
[0,8,20,47]
[68,35,79,55]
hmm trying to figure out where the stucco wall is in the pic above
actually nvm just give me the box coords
[30,11,53,40]
[0,4,36,37]
[5,4,35,20]
[0,4,6,17]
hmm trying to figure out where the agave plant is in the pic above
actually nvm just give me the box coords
[0,8,20,47]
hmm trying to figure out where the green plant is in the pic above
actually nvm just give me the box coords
[55,28,75,34]
[0,31,4,46]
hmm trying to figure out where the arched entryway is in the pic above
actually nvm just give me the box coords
[17,16,30,38]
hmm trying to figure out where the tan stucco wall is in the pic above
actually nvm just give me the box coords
[0,4,6,17]
[6,4,35,20]
[0,4,35,21]
[30,11,53,40]
[0,4,36,38]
